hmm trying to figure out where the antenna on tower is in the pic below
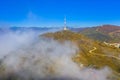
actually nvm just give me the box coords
[63,16,67,30]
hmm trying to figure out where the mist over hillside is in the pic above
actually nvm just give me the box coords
[0,28,118,80]
[0,27,61,34]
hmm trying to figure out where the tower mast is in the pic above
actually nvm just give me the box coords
[64,16,67,30]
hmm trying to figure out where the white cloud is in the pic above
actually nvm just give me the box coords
[0,30,111,80]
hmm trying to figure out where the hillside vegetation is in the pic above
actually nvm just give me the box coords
[42,30,120,79]
[79,25,120,42]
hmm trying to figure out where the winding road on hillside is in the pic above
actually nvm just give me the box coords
[89,47,97,54]
[89,47,120,61]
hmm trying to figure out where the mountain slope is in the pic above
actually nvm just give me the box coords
[80,27,112,42]
[42,30,120,77]
[79,25,120,42]
[97,25,120,34]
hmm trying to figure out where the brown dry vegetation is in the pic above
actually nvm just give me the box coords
[42,30,120,79]
[79,25,120,42]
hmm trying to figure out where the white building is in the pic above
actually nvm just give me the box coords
[104,42,120,48]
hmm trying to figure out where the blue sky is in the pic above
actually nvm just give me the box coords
[0,0,120,27]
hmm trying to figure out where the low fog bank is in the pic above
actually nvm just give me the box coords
[0,30,111,80]
[0,28,60,58]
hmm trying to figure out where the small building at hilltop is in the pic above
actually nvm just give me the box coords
[104,42,120,48]
[110,43,120,48]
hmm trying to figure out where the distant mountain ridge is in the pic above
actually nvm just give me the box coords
[0,25,120,42]
[97,25,120,34]
[75,25,120,42]
[0,27,61,34]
